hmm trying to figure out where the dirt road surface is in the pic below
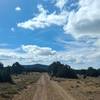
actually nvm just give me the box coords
[12,73,75,100]
[32,75,48,100]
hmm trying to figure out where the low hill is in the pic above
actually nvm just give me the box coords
[22,64,48,72]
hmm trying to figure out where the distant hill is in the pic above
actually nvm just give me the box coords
[22,64,48,72]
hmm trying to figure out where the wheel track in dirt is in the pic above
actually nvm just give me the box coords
[12,73,76,100]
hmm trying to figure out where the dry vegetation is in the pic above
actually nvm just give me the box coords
[12,74,76,100]
[0,72,41,100]
[0,72,100,100]
[58,77,100,100]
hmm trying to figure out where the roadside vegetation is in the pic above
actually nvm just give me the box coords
[0,72,41,100]
[48,61,78,79]
[48,61,100,79]
[0,62,41,100]
[0,61,100,100]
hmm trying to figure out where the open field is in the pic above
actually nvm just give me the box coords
[0,73,100,100]
[0,72,41,100]
[13,73,76,100]
[12,74,100,100]
[57,77,100,100]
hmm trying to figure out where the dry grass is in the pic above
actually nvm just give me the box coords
[0,72,41,100]
[58,77,100,100]
[0,73,100,100]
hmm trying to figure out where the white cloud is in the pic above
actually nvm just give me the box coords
[17,4,68,30]
[54,0,67,10]
[15,6,21,11]
[55,33,100,68]
[15,0,100,68]
[37,4,48,13]
[17,0,100,40]
[94,38,100,47]
[64,0,100,39]
[21,45,56,56]
[0,45,57,66]
[0,44,99,68]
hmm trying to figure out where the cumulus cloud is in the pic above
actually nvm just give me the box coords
[94,38,100,47]
[21,45,56,56]
[0,48,21,65]
[64,0,100,39]
[17,0,100,39]
[0,45,57,66]
[15,6,21,11]
[17,0,100,40]
[15,0,100,68]
[17,4,68,30]
[54,0,68,10]
[0,44,99,68]
[54,46,100,68]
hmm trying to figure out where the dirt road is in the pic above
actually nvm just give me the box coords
[12,74,75,100]
[32,75,48,100]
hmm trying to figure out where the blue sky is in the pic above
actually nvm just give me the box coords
[0,0,100,69]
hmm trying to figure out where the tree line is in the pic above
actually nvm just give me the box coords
[48,61,100,78]
[0,61,100,83]
[48,61,78,78]
[0,62,24,83]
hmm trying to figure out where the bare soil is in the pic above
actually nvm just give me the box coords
[13,74,75,100]
[12,74,100,100]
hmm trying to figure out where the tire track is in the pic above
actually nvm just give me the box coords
[51,80,75,100]
[32,74,47,100]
